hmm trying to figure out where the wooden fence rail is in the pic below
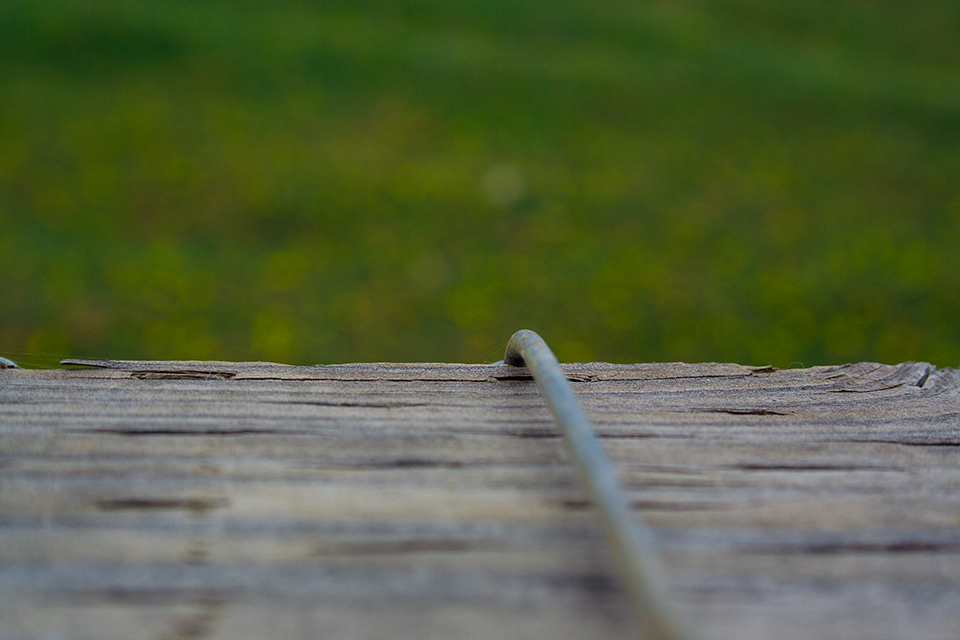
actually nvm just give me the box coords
[1,359,958,639]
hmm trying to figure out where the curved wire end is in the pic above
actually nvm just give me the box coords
[0,356,19,369]
[500,329,694,640]
[503,329,542,367]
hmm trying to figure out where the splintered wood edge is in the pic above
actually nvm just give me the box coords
[44,359,960,395]
[57,359,765,382]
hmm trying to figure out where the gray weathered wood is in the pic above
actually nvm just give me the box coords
[1,360,958,640]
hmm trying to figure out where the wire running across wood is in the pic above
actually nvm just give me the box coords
[504,329,692,640]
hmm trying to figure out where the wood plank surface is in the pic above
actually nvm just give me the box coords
[1,359,958,640]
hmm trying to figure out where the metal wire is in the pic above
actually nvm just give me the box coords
[504,329,693,640]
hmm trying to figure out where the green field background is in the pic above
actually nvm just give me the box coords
[2,0,958,367]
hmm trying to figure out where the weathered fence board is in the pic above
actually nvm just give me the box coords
[1,360,958,640]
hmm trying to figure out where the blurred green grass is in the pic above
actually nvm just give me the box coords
[1,0,958,367]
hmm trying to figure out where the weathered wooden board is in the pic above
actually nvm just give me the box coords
[0,359,958,640]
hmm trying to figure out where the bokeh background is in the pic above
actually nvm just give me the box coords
[2,0,958,368]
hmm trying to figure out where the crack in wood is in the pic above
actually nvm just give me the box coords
[559,499,728,511]
[747,541,960,555]
[849,439,960,447]
[748,366,778,374]
[726,463,901,472]
[325,458,468,470]
[489,373,601,382]
[828,383,909,393]
[499,428,562,439]
[131,371,237,380]
[692,407,788,416]
[597,433,698,440]
[262,399,432,408]
[79,428,310,436]
[95,497,230,513]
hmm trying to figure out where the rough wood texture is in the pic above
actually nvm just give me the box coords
[1,359,958,640]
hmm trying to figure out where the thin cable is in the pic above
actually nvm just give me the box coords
[504,330,693,640]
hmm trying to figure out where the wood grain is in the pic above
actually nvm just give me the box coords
[1,360,958,640]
